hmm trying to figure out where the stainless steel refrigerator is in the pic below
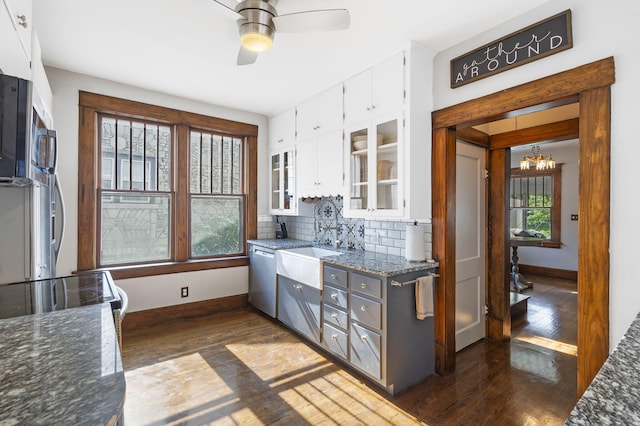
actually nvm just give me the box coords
[0,74,63,284]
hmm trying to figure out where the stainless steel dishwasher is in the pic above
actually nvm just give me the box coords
[248,244,277,317]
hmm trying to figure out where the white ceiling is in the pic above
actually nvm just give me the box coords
[32,0,551,117]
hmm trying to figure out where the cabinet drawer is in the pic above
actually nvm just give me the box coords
[323,285,348,310]
[350,293,382,330]
[350,272,382,299]
[323,304,348,330]
[350,322,382,379]
[324,265,347,288]
[323,322,348,360]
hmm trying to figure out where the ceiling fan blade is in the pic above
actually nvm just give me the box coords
[273,9,350,33]
[237,46,259,66]
[201,0,243,19]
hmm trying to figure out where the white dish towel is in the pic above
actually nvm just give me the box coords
[415,274,434,320]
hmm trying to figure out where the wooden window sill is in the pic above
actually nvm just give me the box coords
[75,256,249,280]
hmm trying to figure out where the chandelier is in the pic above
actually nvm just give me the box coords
[519,145,556,170]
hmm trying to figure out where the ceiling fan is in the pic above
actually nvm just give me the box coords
[208,0,350,65]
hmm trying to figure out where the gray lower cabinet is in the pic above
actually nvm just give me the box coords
[277,275,321,343]
[321,264,435,395]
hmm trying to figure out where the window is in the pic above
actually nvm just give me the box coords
[78,92,258,279]
[510,166,562,248]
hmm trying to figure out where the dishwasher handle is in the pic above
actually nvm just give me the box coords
[253,248,275,259]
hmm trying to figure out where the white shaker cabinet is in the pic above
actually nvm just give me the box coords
[296,130,344,197]
[269,107,296,149]
[1,0,31,79]
[296,83,343,142]
[345,113,403,218]
[344,44,433,220]
[344,52,405,126]
[269,148,297,215]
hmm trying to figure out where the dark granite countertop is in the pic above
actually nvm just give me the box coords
[248,238,314,250]
[0,303,125,425]
[321,250,438,277]
[565,312,640,425]
[249,239,438,276]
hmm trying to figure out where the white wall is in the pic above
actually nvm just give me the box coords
[433,0,640,347]
[511,142,579,271]
[45,67,269,312]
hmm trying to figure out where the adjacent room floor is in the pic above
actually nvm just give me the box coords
[121,275,577,425]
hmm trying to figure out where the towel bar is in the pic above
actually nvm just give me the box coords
[391,273,439,287]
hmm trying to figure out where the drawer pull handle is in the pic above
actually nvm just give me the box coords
[361,335,368,342]
[331,274,337,280]
[332,334,338,340]
[331,313,338,319]
[360,305,367,312]
[331,293,338,300]
[361,283,367,289]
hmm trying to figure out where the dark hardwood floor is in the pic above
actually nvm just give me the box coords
[121,275,577,425]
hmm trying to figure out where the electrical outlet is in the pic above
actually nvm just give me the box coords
[571,214,579,221]
[181,287,189,298]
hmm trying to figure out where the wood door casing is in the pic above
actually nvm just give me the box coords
[431,57,614,397]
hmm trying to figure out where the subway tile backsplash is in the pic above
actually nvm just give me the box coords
[268,196,433,260]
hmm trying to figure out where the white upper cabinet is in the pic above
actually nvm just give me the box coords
[344,44,433,221]
[1,0,31,79]
[269,148,297,215]
[269,107,296,149]
[296,130,344,198]
[344,52,405,125]
[345,113,403,218]
[296,84,343,141]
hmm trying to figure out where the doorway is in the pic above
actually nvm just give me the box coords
[431,57,613,396]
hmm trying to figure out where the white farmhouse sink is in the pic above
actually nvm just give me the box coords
[276,247,343,290]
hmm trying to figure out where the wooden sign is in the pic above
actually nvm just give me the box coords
[450,10,572,88]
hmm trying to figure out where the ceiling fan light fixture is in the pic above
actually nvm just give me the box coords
[239,22,274,52]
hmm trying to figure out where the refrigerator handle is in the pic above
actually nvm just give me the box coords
[49,129,58,173]
[54,174,65,260]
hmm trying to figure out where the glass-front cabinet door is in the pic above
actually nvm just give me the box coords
[270,149,296,214]
[345,114,402,218]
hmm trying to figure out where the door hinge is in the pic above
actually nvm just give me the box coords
[403,199,406,208]
[484,169,489,180]
[484,304,489,315]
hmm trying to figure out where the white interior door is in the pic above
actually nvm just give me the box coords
[455,140,487,351]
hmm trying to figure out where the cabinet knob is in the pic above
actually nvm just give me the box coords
[371,105,376,110]
[360,335,368,342]
[331,334,338,340]
[294,284,302,291]
[331,313,338,319]
[361,283,367,289]
[360,305,367,312]
[331,274,337,280]
[331,293,338,300]
[366,106,371,111]
[277,138,284,143]
[16,15,27,28]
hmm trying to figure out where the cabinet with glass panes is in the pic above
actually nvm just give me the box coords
[270,148,296,215]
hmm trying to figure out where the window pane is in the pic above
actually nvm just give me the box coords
[232,137,242,194]
[190,131,201,193]
[145,124,158,191]
[222,137,233,194]
[101,192,171,264]
[212,135,222,194]
[191,195,242,257]
[201,133,212,194]
[157,126,171,192]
